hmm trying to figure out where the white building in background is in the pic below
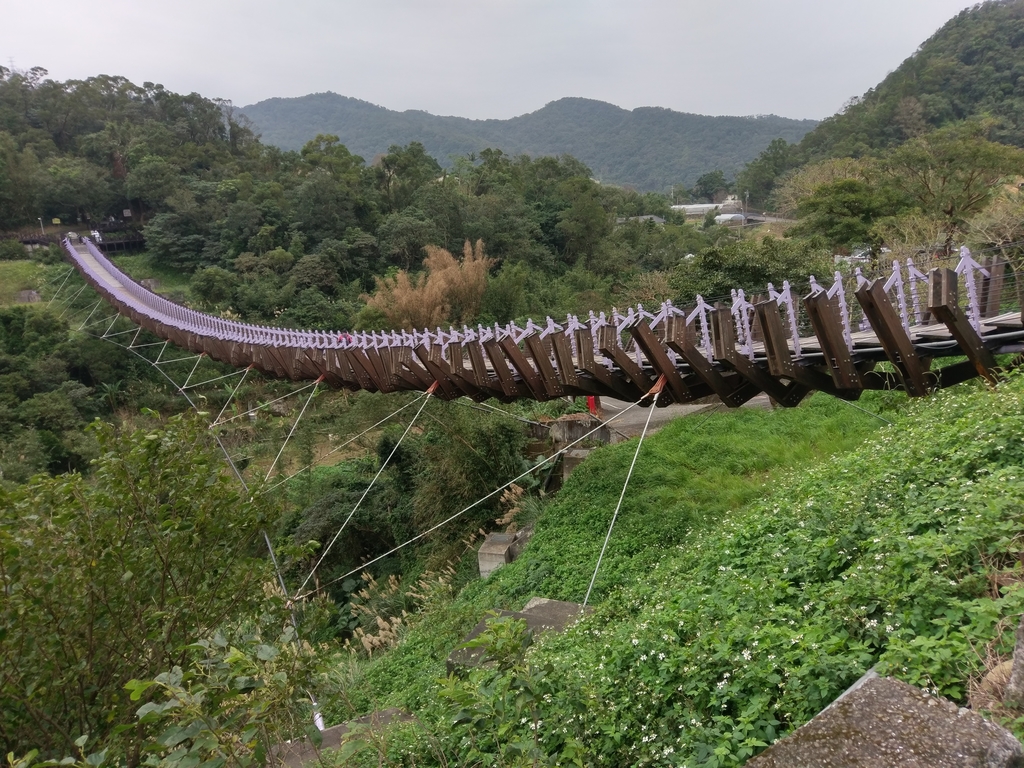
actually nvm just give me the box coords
[671,195,742,218]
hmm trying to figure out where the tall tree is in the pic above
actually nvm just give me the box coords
[879,124,1024,251]
[0,414,274,759]
[692,170,730,203]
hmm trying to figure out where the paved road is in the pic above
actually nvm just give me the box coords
[600,394,773,439]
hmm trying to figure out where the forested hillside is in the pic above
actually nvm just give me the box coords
[6,2,1024,763]
[240,94,818,190]
[740,0,1024,205]
[803,0,1024,158]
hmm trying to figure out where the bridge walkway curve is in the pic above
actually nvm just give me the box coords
[63,238,1024,406]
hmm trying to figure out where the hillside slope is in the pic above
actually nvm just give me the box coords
[240,94,817,190]
[333,378,1024,766]
[797,0,1024,160]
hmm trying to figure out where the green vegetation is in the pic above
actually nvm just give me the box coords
[328,377,1024,766]
[111,253,195,297]
[6,3,1024,765]
[0,260,45,304]
[240,95,818,191]
[16,373,1024,767]
[0,414,279,759]
[740,0,1024,210]
[330,394,887,717]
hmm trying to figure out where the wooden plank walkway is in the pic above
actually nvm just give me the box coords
[63,238,1024,407]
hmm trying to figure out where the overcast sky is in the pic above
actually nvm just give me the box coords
[4,0,978,120]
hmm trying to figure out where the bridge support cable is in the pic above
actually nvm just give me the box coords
[79,328,295,595]
[583,376,666,608]
[75,299,103,331]
[56,284,89,318]
[46,268,74,307]
[80,312,120,333]
[295,384,436,595]
[264,376,325,484]
[837,398,895,426]
[212,382,319,427]
[181,354,206,390]
[261,392,440,495]
[294,390,653,602]
[213,366,252,423]
[184,368,251,392]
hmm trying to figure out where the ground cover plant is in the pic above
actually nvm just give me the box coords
[326,375,1024,766]
[323,393,886,723]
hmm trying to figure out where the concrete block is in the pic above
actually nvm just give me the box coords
[550,414,610,446]
[562,448,592,483]
[1003,615,1024,707]
[275,708,412,767]
[446,598,592,675]
[747,676,1023,768]
[478,533,515,578]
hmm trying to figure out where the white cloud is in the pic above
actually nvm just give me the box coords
[2,0,977,119]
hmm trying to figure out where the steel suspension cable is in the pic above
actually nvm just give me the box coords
[213,366,252,423]
[583,381,664,607]
[294,391,652,601]
[83,330,293,594]
[264,376,325,483]
[260,393,435,495]
[295,387,435,595]
[46,268,74,307]
[212,382,319,426]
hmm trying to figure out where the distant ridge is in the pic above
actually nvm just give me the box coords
[240,94,818,191]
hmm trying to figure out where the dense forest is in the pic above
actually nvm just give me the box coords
[5,0,1024,765]
[239,95,818,191]
[739,0,1024,206]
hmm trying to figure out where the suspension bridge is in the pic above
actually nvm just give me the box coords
[62,237,1023,407]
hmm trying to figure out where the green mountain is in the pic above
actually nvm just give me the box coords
[738,0,1024,205]
[239,94,817,191]
[798,0,1024,160]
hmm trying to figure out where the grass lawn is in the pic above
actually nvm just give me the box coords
[0,260,47,304]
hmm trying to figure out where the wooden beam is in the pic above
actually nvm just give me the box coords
[982,256,1006,318]
[802,290,861,391]
[710,306,808,407]
[446,341,492,401]
[341,348,380,392]
[498,336,551,400]
[363,346,398,392]
[927,267,998,385]
[463,338,510,397]
[549,332,581,389]
[483,339,525,398]
[854,279,931,397]
[755,299,796,379]
[392,346,433,388]
[752,304,857,399]
[662,314,760,407]
[627,319,693,404]
[523,333,566,397]
[413,345,461,400]
[932,359,981,389]
[597,325,654,392]
[573,328,641,400]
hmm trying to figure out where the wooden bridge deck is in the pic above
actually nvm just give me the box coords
[62,238,1024,407]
